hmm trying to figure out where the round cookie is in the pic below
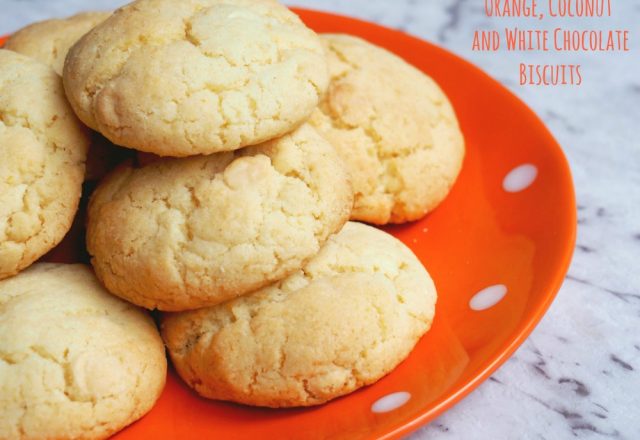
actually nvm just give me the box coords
[87,124,353,311]
[0,263,167,439]
[63,0,329,157]
[162,221,436,407]
[309,34,465,224]
[0,50,89,280]
[4,11,111,75]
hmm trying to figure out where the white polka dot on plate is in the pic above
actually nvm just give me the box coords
[469,284,507,311]
[503,164,538,192]
[371,392,411,413]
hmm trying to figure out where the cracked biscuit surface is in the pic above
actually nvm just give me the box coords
[0,263,167,439]
[309,34,465,224]
[0,50,89,280]
[87,124,353,311]
[4,12,111,75]
[63,0,329,157]
[161,222,436,407]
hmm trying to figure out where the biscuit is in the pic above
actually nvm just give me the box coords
[87,124,353,311]
[162,221,436,407]
[0,263,167,439]
[309,34,465,224]
[4,12,110,75]
[0,50,89,280]
[63,0,329,157]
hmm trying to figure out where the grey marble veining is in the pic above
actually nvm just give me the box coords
[1,1,639,438]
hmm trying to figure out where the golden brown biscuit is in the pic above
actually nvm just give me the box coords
[87,124,353,311]
[162,222,436,407]
[4,12,110,75]
[63,0,328,156]
[0,263,167,439]
[0,50,89,280]
[309,34,465,224]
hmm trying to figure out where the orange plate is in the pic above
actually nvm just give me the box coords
[1,7,576,439]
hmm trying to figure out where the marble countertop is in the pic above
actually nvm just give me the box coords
[2,1,638,438]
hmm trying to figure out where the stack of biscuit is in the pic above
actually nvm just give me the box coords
[0,0,464,438]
